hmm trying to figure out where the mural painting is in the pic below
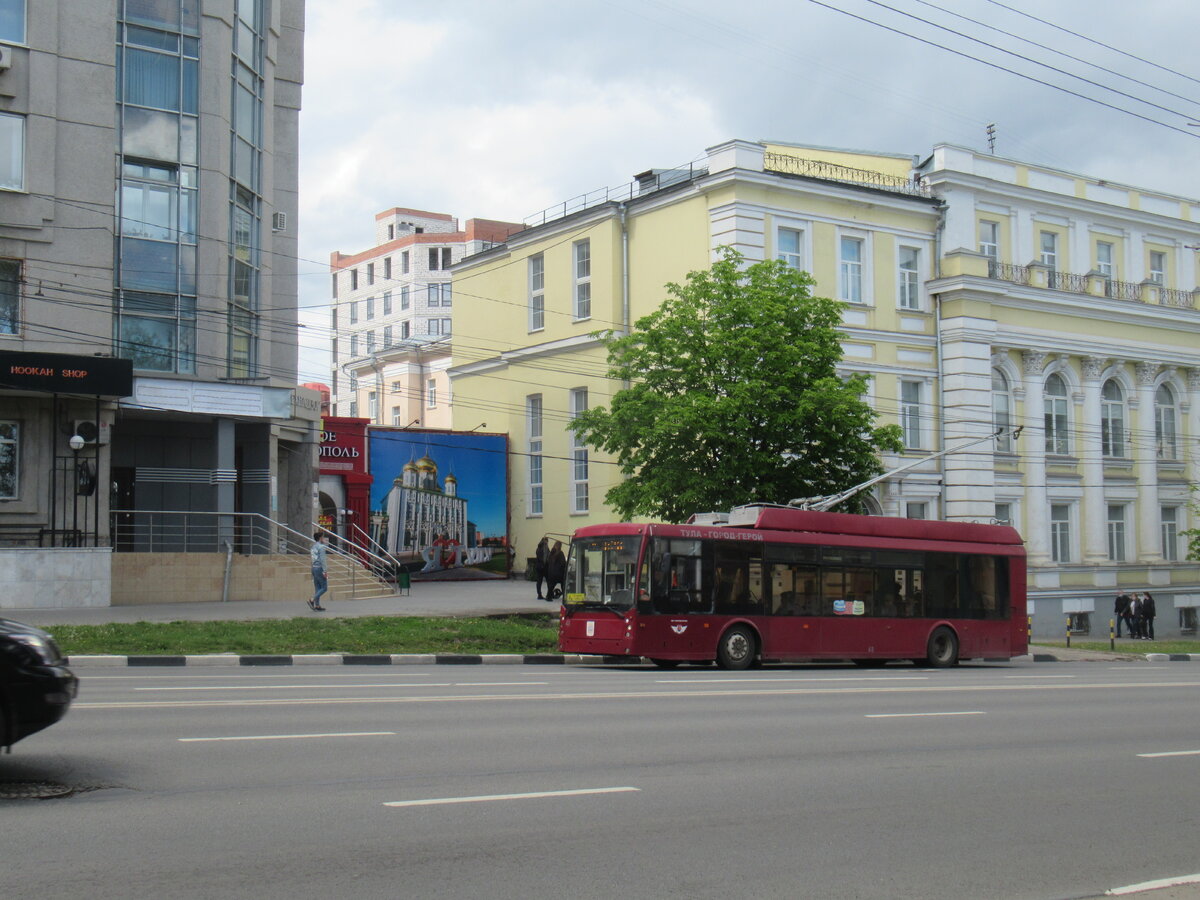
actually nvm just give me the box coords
[368,429,509,580]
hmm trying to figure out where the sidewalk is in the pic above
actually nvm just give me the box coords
[4,577,554,627]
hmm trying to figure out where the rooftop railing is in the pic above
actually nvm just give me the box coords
[763,153,932,198]
[522,164,706,228]
[984,261,1199,310]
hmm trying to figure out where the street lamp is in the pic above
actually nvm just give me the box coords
[68,434,85,545]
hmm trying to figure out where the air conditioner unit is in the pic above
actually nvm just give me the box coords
[0,46,11,71]
[73,420,111,445]
[272,211,287,232]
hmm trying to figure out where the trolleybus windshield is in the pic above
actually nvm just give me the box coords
[565,536,643,612]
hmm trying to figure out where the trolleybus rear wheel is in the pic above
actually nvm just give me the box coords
[925,626,959,668]
[716,625,756,670]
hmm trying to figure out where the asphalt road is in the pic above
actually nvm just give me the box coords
[4,659,1200,900]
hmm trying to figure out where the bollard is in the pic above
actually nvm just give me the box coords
[1066,615,1071,648]
[1027,615,1032,645]
[1110,618,1115,651]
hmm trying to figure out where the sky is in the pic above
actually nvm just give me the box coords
[294,0,1200,382]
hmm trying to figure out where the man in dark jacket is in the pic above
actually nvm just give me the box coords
[1140,592,1156,641]
[1114,592,1131,638]
[534,537,550,600]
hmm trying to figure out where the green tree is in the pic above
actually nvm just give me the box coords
[570,248,903,522]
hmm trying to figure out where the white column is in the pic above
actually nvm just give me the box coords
[1134,362,1162,562]
[940,317,998,520]
[1189,370,1200,489]
[1022,350,1051,564]
[1080,357,1107,562]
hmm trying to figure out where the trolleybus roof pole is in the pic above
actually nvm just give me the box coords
[788,426,1021,512]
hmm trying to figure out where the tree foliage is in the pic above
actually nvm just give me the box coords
[570,248,903,522]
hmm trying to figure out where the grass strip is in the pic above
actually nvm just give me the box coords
[1035,639,1200,655]
[51,614,559,657]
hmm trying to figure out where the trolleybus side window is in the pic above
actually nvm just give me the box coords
[652,539,705,614]
[711,542,765,615]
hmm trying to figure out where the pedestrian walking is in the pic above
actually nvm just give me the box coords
[1140,592,1156,641]
[309,531,329,611]
[1114,592,1131,638]
[546,540,567,602]
[535,537,550,600]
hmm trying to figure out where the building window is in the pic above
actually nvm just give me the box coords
[331,273,338,299]
[428,247,452,270]
[1107,504,1127,562]
[900,380,922,449]
[528,394,543,516]
[366,330,376,354]
[993,369,1013,451]
[387,224,394,240]
[1050,504,1071,562]
[1039,231,1058,270]
[529,254,545,331]
[570,388,589,513]
[1155,384,1177,458]
[1096,241,1114,278]
[978,221,999,261]
[350,268,358,291]
[401,250,410,274]
[383,290,392,315]
[349,334,358,357]
[994,502,1012,526]
[383,325,392,347]
[400,321,410,340]
[0,112,24,192]
[1044,373,1069,455]
[368,390,378,421]
[348,400,358,417]
[1068,613,1090,635]
[1161,506,1179,562]
[0,0,26,44]
[367,262,374,285]
[391,406,402,426]
[0,421,17,499]
[905,502,927,520]
[573,239,591,320]
[427,283,451,307]
[1100,380,1125,458]
[426,317,451,336]
[400,286,409,310]
[349,300,358,324]
[1148,251,1166,285]
[0,259,18,334]
[777,227,803,270]
[383,256,391,279]
[897,246,920,310]
[366,295,375,319]
[839,236,863,303]
[426,378,436,408]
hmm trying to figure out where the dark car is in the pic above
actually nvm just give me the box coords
[0,618,78,752]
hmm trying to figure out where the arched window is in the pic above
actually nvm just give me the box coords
[1155,384,1177,459]
[1044,373,1069,455]
[993,370,1013,451]
[1100,380,1125,458]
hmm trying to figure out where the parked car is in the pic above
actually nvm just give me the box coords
[0,618,78,751]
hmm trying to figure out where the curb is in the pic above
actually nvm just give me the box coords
[65,653,637,668]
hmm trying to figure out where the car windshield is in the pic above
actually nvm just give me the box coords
[565,536,642,612]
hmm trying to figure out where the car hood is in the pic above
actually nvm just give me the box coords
[0,618,55,640]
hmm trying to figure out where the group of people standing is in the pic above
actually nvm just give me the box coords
[1114,591,1157,640]
[535,537,567,602]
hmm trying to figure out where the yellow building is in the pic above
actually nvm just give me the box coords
[450,139,1200,638]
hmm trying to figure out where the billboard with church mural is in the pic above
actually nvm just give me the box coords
[367,429,509,580]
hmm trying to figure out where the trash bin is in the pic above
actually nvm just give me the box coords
[397,569,411,596]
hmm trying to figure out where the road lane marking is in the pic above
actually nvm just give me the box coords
[180,732,396,742]
[1004,675,1076,679]
[1107,873,1200,895]
[1136,749,1200,758]
[74,680,1200,711]
[384,787,640,808]
[865,711,985,718]
[82,672,443,679]
[657,677,929,684]
[139,683,454,691]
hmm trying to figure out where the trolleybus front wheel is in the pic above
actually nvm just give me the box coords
[716,625,757,671]
[924,626,959,668]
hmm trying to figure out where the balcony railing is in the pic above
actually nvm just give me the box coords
[763,153,931,198]
[984,261,1199,310]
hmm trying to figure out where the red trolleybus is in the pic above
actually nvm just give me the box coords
[558,505,1026,669]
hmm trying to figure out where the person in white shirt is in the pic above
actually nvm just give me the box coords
[308,532,329,611]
